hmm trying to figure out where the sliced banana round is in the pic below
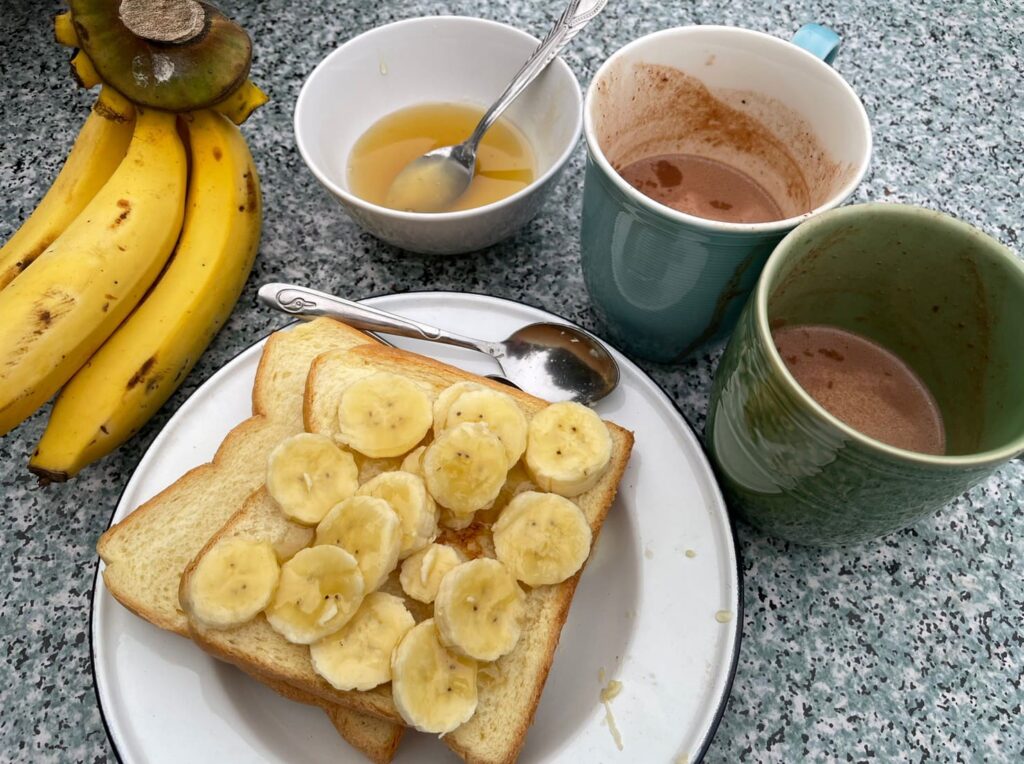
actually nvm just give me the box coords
[391,619,478,735]
[357,470,438,559]
[525,401,613,497]
[267,521,315,562]
[434,558,525,661]
[440,507,476,531]
[265,545,365,645]
[315,496,402,592]
[399,543,466,604]
[183,537,280,629]
[336,372,433,458]
[432,381,485,437]
[400,445,427,477]
[310,592,415,691]
[423,422,508,514]
[440,388,528,469]
[266,433,359,526]
[493,491,593,586]
[478,461,536,525]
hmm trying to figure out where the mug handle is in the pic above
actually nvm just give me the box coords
[791,23,841,65]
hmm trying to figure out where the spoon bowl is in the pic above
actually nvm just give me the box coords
[384,147,474,213]
[258,284,620,406]
[497,322,619,404]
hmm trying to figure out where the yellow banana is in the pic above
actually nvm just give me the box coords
[54,11,78,47]
[70,49,101,89]
[31,110,261,479]
[0,88,134,290]
[212,80,269,125]
[0,108,186,436]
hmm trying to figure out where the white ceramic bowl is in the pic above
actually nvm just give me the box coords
[294,16,583,255]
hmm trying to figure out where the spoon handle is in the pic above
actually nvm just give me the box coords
[459,0,607,157]
[257,283,504,357]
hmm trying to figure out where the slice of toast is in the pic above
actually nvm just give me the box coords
[184,343,635,764]
[96,318,404,762]
[246,668,403,764]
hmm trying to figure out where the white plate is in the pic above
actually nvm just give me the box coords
[92,292,741,764]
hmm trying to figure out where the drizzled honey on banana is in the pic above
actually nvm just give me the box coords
[183,375,614,734]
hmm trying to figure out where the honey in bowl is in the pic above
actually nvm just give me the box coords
[347,103,535,213]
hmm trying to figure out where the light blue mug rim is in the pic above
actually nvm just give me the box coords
[753,202,1024,468]
[581,24,873,236]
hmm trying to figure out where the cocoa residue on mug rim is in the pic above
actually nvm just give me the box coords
[583,58,868,234]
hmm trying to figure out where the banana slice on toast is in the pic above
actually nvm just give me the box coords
[400,445,427,477]
[183,538,280,629]
[267,521,315,562]
[336,372,432,458]
[493,491,592,586]
[315,496,402,592]
[436,386,528,469]
[439,507,476,530]
[357,470,438,559]
[525,401,612,497]
[399,543,466,604]
[265,545,365,644]
[266,433,358,525]
[423,422,508,514]
[434,558,525,661]
[310,592,415,691]
[431,381,485,436]
[391,619,478,735]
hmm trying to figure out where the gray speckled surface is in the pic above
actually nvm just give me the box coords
[1,0,1022,762]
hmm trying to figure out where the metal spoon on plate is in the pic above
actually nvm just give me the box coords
[257,283,619,406]
[384,0,607,213]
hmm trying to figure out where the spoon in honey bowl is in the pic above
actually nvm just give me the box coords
[258,283,620,406]
[383,0,607,213]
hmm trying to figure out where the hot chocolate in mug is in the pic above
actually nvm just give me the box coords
[580,24,871,361]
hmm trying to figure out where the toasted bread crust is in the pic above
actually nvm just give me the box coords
[189,342,635,763]
[95,319,404,763]
[242,667,404,764]
[99,415,289,634]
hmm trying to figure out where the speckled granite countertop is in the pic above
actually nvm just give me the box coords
[1,0,1021,761]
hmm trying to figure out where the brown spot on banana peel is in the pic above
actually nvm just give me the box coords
[92,94,132,123]
[126,356,157,390]
[0,238,53,287]
[244,170,258,212]
[32,288,76,325]
[145,371,166,393]
[111,199,131,228]
[212,146,222,160]
[29,466,68,486]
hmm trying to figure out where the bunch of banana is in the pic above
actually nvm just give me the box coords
[181,378,616,735]
[0,6,267,479]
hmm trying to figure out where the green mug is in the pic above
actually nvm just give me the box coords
[706,203,1024,546]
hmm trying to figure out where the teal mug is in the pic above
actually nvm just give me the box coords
[580,24,871,361]
[707,203,1024,546]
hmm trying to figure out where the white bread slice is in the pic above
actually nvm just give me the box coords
[95,318,404,762]
[184,343,634,764]
[247,668,403,764]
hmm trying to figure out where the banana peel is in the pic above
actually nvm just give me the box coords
[30,110,261,480]
[212,79,269,125]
